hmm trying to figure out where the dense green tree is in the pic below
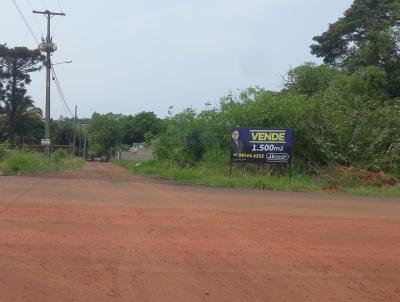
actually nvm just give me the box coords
[0,123,6,142]
[12,97,43,146]
[87,113,122,156]
[154,108,205,164]
[87,111,164,156]
[121,111,163,144]
[51,120,74,146]
[283,63,340,96]
[310,0,400,97]
[311,0,400,68]
[330,66,389,102]
[0,56,5,105]
[0,45,44,146]
[155,87,400,171]
[0,94,43,146]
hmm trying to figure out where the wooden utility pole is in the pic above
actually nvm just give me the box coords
[33,10,65,157]
[83,130,87,160]
[73,105,77,155]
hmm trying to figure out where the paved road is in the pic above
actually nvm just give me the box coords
[0,163,399,302]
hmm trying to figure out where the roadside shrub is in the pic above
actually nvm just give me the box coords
[154,81,400,174]
[202,147,228,166]
[52,149,69,163]
[0,150,83,174]
[1,152,43,173]
[0,143,9,160]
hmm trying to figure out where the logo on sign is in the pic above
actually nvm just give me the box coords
[266,153,289,162]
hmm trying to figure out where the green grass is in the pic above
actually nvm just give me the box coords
[114,160,400,198]
[0,150,84,174]
[114,159,324,192]
[343,185,400,198]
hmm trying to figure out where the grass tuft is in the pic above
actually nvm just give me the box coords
[0,150,84,174]
[114,160,400,197]
[114,160,324,192]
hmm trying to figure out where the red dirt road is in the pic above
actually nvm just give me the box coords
[0,163,399,302]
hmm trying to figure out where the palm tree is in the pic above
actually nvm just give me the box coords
[0,95,43,146]
[15,98,43,146]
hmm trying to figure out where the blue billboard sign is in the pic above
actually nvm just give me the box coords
[231,128,293,164]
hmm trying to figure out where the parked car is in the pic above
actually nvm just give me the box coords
[100,155,109,162]
[86,154,108,162]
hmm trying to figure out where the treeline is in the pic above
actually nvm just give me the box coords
[2,0,400,175]
[153,0,400,173]
[0,45,163,154]
[0,44,83,148]
[155,74,399,172]
[87,112,163,156]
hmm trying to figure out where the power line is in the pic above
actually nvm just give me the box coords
[25,0,44,38]
[52,71,69,116]
[53,0,64,36]
[51,66,74,118]
[11,0,40,44]
[58,91,71,117]
[52,67,74,117]
[41,0,48,10]
[53,0,64,37]
[53,77,74,118]
[56,0,63,12]
[54,75,71,118]
[52,14,62,39]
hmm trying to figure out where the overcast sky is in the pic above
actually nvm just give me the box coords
[1,0,353,118]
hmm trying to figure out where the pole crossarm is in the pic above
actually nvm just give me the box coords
[33,10,66,17]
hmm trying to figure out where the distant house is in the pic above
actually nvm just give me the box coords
[117,143,153,161]
[129,143,144,153]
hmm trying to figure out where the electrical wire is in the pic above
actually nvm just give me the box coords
[58,91,71,118]
[54,75,70,118]
[41,0,48,10]
[25,0,44,39]
[54,77,71,118]
[52,14,62,39]
[52,68,74,117]
[54,79,74,118]
[51,66,74,118]
[52,0,65,39]
[11,0,40,44]
[56,0,63,12]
